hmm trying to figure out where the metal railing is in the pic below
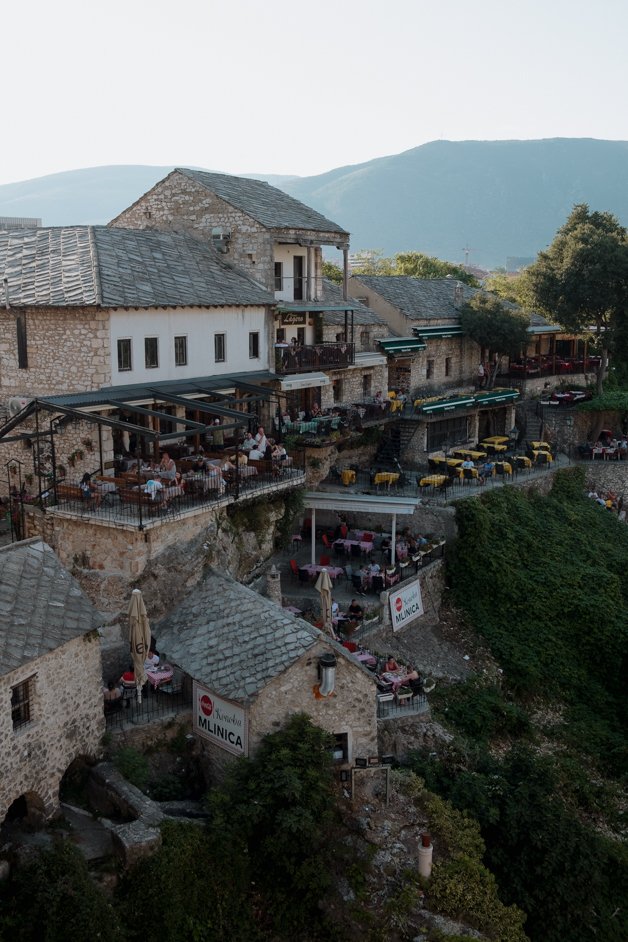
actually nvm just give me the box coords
[376,692,428,719]
[48,457,306,529]
[274,341,355,374]
[105,685,192,730]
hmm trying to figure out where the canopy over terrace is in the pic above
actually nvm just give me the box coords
[0,372,276,490]
[304,492,421,566]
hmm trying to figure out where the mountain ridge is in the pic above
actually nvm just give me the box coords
[2,138,628,268]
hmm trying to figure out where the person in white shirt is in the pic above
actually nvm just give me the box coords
[144,650,160,670]
[255,426,268,452]
[249,447,265,460]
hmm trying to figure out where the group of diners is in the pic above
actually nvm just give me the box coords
[102,639,173,713]
[335,644,427,704]
[579,430,628,461]
[587,487,626,519]
[422,438,554,489]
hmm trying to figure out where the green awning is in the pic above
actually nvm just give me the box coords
[379,337,426,355]
[414,325,463,340]
[420,396,476,414]
[475,389,520,405]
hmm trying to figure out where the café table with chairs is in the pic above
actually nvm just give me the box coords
[451,448,488,460]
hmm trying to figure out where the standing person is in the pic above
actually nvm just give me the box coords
[212,419,224,450]
[80,472,101,507]
[476,362,485,389]
[255,426,268,453]
[158,451,177,482]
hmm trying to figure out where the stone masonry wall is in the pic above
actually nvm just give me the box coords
[249,639,378,763]
[0,632,104,825]
[0,306,111,401]
[320,363,389,409]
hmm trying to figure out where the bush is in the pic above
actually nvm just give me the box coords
[112,746,149,791]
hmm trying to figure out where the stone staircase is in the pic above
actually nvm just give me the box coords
[373,420,419,469]
[522,400,544,443]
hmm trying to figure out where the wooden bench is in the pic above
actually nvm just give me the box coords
[118,487,161,513]
[56,483,84,501]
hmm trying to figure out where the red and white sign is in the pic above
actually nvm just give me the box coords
[193,681,248,756]
[389,580,424,631]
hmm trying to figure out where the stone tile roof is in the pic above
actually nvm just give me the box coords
[321,278,386,327]
[351,276,477,320]
[177,169,349,237]
[351,275,555,328]
[0,539,102,677]
[156,570,340,703]
[0,226,273,309]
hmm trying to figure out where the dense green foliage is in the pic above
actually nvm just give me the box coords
[412,466,628,942]
[0,841,123,942]
[448,467,628,773]
[578,389,628,414]
[409,747,628,942]
[119,714,339,941]
[322,260,343,284]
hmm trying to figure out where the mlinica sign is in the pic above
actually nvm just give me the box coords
[193,681,248,756]
[389,580,424,631]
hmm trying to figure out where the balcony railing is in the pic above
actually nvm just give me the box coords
[275,341,355,374]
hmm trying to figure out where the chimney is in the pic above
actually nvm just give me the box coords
[266,564,282,606]
[453,282,464,308]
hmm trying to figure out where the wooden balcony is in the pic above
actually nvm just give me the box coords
[274,341,355,374]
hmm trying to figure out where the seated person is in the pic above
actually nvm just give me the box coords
[331,601,340,618]
[221,459,236,472]
[478,460,495,483]
[461,458,475,470]
[384,655,400,672]
[347,599,364,621]
[143,478,164,501]
[241,432,256,452]
[158,451,177,482]
[144,649,160,670]
[119,665,135,686]
[311,402,321,418]
[103,680,122,702]
[368,561,381,574]
[229,452,248,466]
[80,472,102,507]
[248,445,265,461]
[272,442,287,461]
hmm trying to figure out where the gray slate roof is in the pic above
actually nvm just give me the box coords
[156,570,330,703]
[352,275,555,328]
[321,278,386,327]
[0,226,273,309]
[0,539,102,677]
[177,169,349,237]
[352,276,477,320]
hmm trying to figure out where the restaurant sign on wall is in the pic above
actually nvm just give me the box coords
[281,313,307,326]
[193,681,248,756]
[389,580,424,632]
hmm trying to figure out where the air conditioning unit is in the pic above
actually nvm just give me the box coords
[8,396,32,416]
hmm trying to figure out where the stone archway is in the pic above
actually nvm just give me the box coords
[2,790,47,829]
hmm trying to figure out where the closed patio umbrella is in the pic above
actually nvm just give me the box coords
[315,568,334,638]
[128,588,150,704]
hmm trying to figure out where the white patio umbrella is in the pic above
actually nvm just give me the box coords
[315,568,335,638]
[128,588,150,704]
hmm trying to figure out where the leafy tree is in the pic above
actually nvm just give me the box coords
[393,251,479,286]
[216,713,338,937]
[459,294,529,387]
[524,204,628,394]
[484,271,529,305]
[0,840,123,942]
[351,249,479,284]
[322,260,343,284]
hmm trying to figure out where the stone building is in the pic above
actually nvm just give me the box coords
[110,168,362,416]
[0,539,105,826]
[156,570,378,779]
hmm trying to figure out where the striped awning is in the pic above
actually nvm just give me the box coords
[413,325,464,340]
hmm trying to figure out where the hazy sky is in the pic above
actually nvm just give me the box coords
[3,0,627,185]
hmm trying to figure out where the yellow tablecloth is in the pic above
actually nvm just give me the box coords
[513,455,532,468]
[530,441,551,451]
[390,399,404,413]
[482,435,509,445]
[419,474,447,487]
[452,448,487,460]
[531,450,553,462]
[341,469,356,486]
[431,456,463,468]
[459,466,479,479]
[495,462,513,475]
[374,472,399,487]
[482,442,508,453]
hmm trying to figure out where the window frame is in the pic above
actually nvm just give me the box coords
[144,336,159,370]
[174,335,188,367]
[214,333,226,363]
[11,676,35,731]
[117,338,132,372]
[248,331,260,359]
[426,358,435,380]
[274,261,283,291]
[445,356,452,377]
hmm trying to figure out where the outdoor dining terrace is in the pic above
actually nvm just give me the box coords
[274,340,355,374]
[41,455,306,529]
